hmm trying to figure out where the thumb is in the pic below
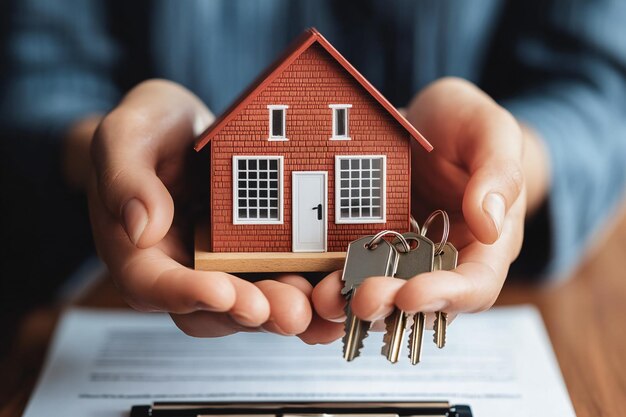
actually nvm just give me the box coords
[463,157,525,244]
[91,111,177,249]
[94,153,175,248]
[90,79,214,248]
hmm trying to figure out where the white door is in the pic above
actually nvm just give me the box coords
[292,171,327,252]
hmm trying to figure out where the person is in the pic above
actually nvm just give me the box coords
[1,1,625,344]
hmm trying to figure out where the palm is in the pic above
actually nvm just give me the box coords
[410,120,478,251]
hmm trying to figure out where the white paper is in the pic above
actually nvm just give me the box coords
[22,306,575,417]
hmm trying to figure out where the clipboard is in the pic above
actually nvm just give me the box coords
[130,401,472,417]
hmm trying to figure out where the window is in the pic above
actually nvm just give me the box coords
[233,156,283,224]
[329,104,352,140]
[335,155,386,223]
[268,105,288,140]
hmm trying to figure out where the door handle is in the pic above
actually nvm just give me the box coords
[312,203,323,220]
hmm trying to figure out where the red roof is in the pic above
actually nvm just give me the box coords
[194,28,432,152]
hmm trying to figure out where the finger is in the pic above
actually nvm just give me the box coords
[396,198,524,314]
[459,99,524,244]
[228,277,271,327]
[311,270,346,322]
[119,241,270,323]
[91,80,213,248]
[96,162,174,249]
[276,275,344,344]
[394,243,509,315]
[170,311,255,338]
[298,313,345,345]
[350,277,406,321]
[396,266,497,315]
[407,78,524,244]
[255,280,312,336]
[119,253,238,314]
[275,274,314,297]
[89,188,263,317]
[463,156,524,244]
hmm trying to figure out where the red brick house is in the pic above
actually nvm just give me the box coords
[194,28,431,267]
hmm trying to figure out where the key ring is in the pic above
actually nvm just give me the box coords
[420,210,450,255]
[409,215,421,234]
[366,230,411,253]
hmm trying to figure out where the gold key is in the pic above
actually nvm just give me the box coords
[384,232,434,364]
[433,311,447,348]
[408,312,426,365]
[432,242,458,348]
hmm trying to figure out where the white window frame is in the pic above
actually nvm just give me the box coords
[233,156,284,225]
[334,155,386,224]
[267,105,288,141]
[329,104,352,140]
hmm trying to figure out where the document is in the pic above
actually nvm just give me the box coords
[22,306,575,417]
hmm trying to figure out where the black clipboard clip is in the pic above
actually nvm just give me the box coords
[130,401,472,417]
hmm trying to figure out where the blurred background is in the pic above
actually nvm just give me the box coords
[1,0,625,364]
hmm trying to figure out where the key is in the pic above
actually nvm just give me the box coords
[408,312,426,365]
[383,232,434,363]
[432,242,458,348]
[341,234,398,361]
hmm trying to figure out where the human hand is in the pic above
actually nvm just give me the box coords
[88,79,339,342]
[313,77,541,330]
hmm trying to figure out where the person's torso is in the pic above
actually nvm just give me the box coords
[136,0,506,113]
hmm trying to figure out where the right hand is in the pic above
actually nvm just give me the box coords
[88,79,343,343]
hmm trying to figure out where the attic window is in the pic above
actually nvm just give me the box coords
[330,104,352,140]
[268,105,288,141]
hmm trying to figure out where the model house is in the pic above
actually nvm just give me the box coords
[194,28,432,271]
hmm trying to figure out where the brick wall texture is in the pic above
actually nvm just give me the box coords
[209,43,411,252]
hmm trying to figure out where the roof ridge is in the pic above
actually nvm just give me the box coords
[194,28,432,152]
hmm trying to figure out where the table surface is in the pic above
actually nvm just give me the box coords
[2,206,626,417]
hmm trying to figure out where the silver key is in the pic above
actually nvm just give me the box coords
[433,242,458,348]
[341,234,399,361]
[383,232,435,363]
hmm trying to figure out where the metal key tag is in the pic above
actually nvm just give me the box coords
[341,233,401,362]
[341,235,399,296]
[434,242,458,271]
[393,232,435,279]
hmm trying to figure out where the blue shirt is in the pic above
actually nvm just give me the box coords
[2,0,626,278]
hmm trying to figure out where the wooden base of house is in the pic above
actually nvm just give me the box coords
[194,224,346,273]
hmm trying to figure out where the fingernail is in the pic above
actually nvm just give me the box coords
[122,198,148,246]
[369,304,392,321]
[230,311,257,327]
[482,192,505,237]
[420,300,447,312]
[266,318,293,336]
[327,314,347,323]
[195,301,218,312]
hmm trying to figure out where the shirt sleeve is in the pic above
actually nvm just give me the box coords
[0,0,123,299]
[0,0,121,153]
[499,0,626,278]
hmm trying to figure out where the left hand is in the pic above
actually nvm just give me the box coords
[85,79,341,344]
[312,77,533,329]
